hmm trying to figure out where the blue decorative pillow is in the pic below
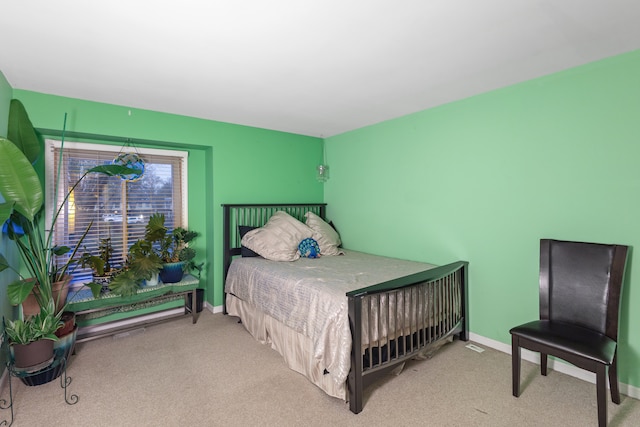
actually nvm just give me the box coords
[298,238,321,258]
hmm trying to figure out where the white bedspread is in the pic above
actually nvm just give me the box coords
[224,249,435,388]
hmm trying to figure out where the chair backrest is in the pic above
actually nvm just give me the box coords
[539,239,628,340]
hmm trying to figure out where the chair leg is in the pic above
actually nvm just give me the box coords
[609,352,621,405]
[511,336,521,397]
[541,353,548,376]
[596,364,608,427]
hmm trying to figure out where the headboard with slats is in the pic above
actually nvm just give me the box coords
[221,203,327,313]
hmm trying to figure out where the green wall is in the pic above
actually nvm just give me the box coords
[0,72,15,319]
[10,90,324,308]
[0,71,15,372]
[0,73,9,135]
[324,49,640,388]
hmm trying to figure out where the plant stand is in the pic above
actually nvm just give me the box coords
[67,274,201,343]
[1,354,78,426]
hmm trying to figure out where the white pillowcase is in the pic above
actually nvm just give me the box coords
[241,211,315,261]
[304,211,344,256]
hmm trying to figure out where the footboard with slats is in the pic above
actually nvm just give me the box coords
[347,261,468,413]
[221,203,468,414]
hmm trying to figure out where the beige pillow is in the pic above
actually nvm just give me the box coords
[305,211,343,256]
[241,211,314,261]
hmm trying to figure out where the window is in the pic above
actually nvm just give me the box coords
[45,139,188,287]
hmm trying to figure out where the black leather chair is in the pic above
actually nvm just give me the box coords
[510,239,629,427]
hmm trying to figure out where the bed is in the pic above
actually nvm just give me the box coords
[222,203,468,413]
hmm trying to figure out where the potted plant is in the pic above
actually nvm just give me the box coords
[127,238,163,287]
[0,103,142,375]
[4,300,63,370]
[4,298,76,386]
[78,236,120,295]
[107,238,163,296]
[143,213,201,283]
[80,237,114,276]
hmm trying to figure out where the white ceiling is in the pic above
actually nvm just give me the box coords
[1,1,639,137]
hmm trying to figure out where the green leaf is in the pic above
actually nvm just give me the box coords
[7,99,41,164]
[0,253,10,272]
[41,333,59,341]
[80,254,105,276]
[108,269,140,297]
[0,138,43,222]
[4,318,26,343]
[52,245,71,256]
[145,213,167,242]
[87,282,103,298]
[129,252,162,280]
[88,164,142,177]
[0,201,14,225]
[7,278,36,305]
[178,247,196,262]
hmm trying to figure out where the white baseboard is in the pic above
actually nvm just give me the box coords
[469,333,640,400]
[204,302,223,314]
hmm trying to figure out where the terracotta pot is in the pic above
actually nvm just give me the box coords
[55,311,76,338]
[22,275,72,317]
[12,339,54,371]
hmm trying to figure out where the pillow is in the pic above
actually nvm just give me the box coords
[298,238,321,258]
[238,226,260,257]
[304,211,344,256]
[241,211,315,261]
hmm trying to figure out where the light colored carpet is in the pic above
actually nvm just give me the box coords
[1,311,639,426]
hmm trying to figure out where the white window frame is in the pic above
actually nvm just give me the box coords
[44,139,189,284]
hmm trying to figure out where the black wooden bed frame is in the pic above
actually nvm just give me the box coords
[222,203,469,414]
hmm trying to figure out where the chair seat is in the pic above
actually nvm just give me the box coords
[510,320,616,365]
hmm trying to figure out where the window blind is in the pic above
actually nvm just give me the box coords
[46,140,187,286]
